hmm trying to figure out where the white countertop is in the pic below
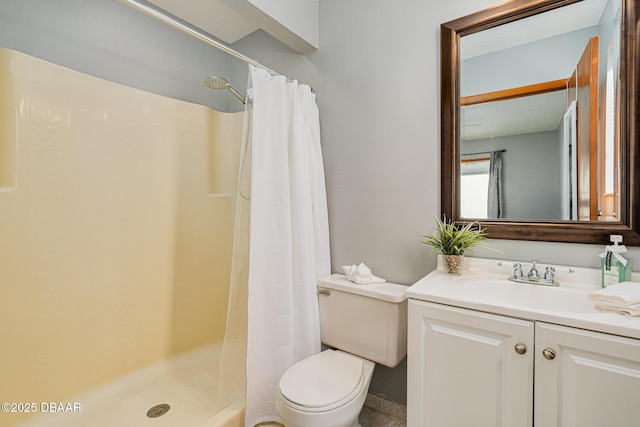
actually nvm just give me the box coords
[406,257,640,340]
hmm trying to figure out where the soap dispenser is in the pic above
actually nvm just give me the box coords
[600,235,632,287]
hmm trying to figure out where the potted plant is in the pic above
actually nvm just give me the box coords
[421,216,488,275]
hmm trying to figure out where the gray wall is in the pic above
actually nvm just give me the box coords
[462,131,563,220]
[3,0,639,408]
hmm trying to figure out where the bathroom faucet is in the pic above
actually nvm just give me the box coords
[498,260,573,286]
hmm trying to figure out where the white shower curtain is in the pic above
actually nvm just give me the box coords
[245,65,331,426]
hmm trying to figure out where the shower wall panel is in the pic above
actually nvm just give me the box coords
[0,48,241,426]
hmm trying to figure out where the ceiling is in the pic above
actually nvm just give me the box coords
[462,0,609,59]
[461,91,568,141]
[460,0,612,141]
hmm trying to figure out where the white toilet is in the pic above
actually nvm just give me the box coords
[276,274,408,427]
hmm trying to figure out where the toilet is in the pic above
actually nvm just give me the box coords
[276,274,408,427]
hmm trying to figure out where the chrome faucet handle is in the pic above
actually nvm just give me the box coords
[528,260,539,281]
[513,263,524,279]
[544,266,555,282]
[496,261,524,278]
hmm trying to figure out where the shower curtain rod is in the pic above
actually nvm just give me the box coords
[118,0,279,76]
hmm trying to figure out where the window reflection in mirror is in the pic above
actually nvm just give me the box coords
[460,157,490,218]
[458,0,621,222]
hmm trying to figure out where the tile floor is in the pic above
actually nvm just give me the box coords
[254,393,407,427]
[358,393,407,427]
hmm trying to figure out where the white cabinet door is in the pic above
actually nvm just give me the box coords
[535,322,640,427]
[408,300,534,427]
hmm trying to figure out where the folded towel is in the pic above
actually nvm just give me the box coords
[588,282,640,316]
[588,281,640,304]
[342,263,386,285]
[593,302,640,316]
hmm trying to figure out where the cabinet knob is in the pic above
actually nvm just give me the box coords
[542,348,556,360]
[514,343,527,354]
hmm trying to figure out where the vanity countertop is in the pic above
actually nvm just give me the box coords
[407,257,640,340]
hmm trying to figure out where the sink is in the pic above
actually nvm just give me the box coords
[512,285,597,312]
[449,275,598,313]
[451,276,597,313]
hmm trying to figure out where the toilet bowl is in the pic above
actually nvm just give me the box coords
[276,350,375,427]
[276,274,407,427]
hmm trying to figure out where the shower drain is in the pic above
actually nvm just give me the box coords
[146,403,171,418]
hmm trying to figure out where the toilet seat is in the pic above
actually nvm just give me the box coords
[278,350,365,413]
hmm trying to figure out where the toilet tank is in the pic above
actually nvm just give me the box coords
[317,274,408,368]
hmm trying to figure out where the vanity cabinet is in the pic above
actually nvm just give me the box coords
[535,322,640,426]
[407,300,534,427]
[407,299,640,427]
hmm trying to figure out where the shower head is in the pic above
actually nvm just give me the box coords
[204,76,246,105]
[204,76,230,90]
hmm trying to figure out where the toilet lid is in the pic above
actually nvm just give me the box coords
[279,350,364,409]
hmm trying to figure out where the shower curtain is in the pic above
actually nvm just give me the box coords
[244,65,330,426]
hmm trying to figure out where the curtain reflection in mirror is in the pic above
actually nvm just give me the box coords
[488,151,503,218]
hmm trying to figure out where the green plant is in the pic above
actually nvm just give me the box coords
[421,216,488,256]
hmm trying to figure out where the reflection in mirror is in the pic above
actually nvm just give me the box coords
[440,0,640,244]
[458,0,620,222]
[561,100,578,220]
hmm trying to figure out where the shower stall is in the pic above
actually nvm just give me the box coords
[0,47,248,427]
[1,0,328,425]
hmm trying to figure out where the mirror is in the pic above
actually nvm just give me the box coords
[441,0,640,244]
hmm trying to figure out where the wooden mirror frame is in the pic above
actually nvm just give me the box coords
[441,0,640,245]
